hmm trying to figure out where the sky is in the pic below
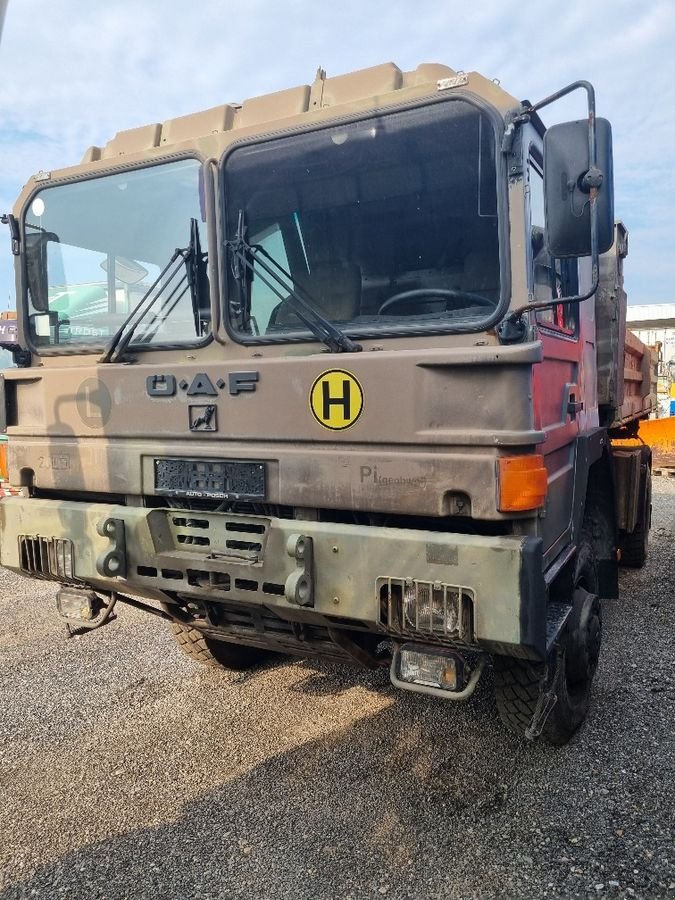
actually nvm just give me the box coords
[1,0,674,310]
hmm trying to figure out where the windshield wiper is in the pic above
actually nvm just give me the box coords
[186,217,210,337]
[99,219,206,364]
[225,210,361,354]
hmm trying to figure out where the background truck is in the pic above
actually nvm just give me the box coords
[0,62,654,743]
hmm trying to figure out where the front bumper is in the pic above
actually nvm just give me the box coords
[0,497,547,659]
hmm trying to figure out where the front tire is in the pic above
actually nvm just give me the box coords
[494,541,601,745]
[171,623,272,671]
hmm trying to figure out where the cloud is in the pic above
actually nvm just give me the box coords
[0,0,673,305]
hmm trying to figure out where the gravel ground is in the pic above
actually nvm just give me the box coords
[0,483,674,900]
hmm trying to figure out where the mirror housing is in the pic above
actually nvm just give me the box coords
[24,230,58,312]
[543,117,614,258]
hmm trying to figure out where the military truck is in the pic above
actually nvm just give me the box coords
[0,63,654,743]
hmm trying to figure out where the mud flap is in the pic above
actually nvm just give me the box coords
[526,602,571,740]
[524,648,562,741]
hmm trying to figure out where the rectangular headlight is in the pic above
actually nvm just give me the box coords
[399,645,459,691]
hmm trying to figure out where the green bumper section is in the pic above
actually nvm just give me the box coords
[0,497,546,658]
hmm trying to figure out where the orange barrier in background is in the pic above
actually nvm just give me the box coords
[638,416,675,470]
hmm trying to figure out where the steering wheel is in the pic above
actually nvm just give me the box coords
[378,288,495,316]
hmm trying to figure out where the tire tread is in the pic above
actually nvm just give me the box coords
[618,524,647,568]
[170,623,270,671]
[494,656,543,735]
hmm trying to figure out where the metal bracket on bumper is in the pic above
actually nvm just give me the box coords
[95,517,127,578]
[284,533,314,607]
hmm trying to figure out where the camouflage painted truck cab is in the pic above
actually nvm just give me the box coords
[0,63,654,743]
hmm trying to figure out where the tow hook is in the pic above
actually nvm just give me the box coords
[56,586,118,637]
[285,534,314,607]
[95,517,127,578]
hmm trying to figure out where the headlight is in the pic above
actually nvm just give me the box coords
[378,577,475,644]
[398,644,462,691]
[403,581,460,635]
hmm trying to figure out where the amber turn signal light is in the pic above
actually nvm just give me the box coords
[0,442,8,483]
[497,454,548,512]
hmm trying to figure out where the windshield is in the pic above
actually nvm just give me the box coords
[223,100,502,341]
[23,158,209,350]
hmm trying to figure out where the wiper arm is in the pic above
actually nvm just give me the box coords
[99,220,205,364]
[226,210,361,354]
[136,219,209,348]
[186,217,209,337]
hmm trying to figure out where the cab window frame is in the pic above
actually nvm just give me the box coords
[18,153,215,358]
[218,94,512,346]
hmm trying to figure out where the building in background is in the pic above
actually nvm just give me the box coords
[627,304,675,416]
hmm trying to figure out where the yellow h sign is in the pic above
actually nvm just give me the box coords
[309,369,364,431]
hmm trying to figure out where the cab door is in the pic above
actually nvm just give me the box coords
[527,150,587,564]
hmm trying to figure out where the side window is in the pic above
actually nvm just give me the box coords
[249,224,291,334]
[528,157,578,334]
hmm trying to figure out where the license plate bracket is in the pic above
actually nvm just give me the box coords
[154,457,266,501]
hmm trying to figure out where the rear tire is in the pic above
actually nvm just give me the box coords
[171,623,271,671]
[494,540,601,745]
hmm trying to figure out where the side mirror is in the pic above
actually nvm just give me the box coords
[543,117,614,258]
[24,230,58,312]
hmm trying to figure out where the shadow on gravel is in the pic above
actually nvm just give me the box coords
[1,666,563,900]
[3,649,672,899]
[287,663,391,698]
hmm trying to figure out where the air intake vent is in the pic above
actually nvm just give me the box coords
[19,535,77,582]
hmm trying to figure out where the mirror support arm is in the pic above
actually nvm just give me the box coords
[498,81,601,342]
[1,214,20,255]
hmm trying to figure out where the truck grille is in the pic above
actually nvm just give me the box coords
[378,576,475,645]
[19,535,77,582]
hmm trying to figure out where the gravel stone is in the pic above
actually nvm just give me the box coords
[0,480,674,899]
